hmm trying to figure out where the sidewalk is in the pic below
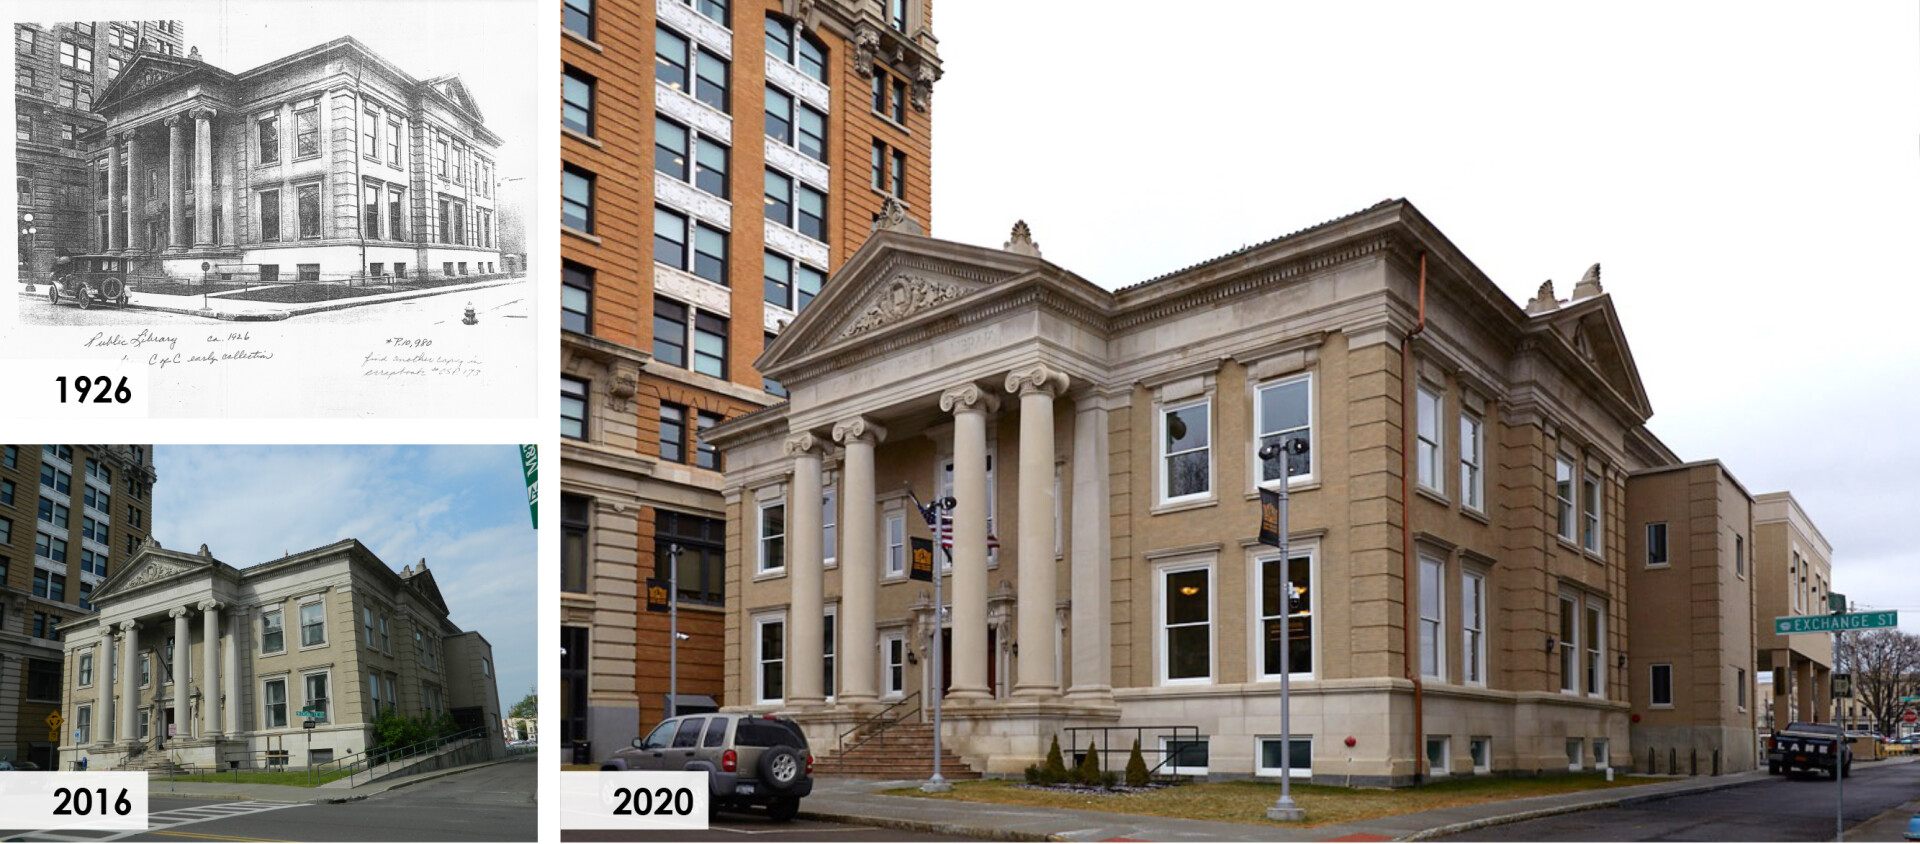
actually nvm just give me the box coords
[20,275,525,321]
[1848,796,1920,842]
[803,757,1918,842]
[138,756,524,805]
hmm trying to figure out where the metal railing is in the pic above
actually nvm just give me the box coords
[1061,724,1205,780]
[312,725,491,789]
[836,691,921,754]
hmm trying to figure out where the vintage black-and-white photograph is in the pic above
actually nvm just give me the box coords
[7,0,536,417]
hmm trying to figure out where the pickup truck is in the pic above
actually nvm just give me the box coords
[1767,722,1853,778]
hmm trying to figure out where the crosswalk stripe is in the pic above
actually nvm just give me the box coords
[8,801,308,843]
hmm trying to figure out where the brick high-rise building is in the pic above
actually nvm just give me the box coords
[0,444,157,769]
[559,0,942,759]
[14,21,184,276]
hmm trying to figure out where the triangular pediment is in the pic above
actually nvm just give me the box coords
[404,568,452,618]
[1533,295,1652,419]
[93,545,218,603]
[425,74,485,124]
[758,231,1042,376]
[96,53,222,114]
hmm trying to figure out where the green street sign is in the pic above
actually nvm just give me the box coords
[1901,696,1919,704]
[1775,611,1899,635]
[296,710,326,718]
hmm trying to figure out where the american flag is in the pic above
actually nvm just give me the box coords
[916,502,1000,552]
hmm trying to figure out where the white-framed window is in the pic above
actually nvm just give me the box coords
[1470,736,1492,774]
[263,677,289,728]
[299,600,326,647]
[1735,534,1745,577]
[1593,738,1610,770]
[385,675,397,711]
[1462,569,1487,686]
[1254,548,1315,680]
[758,497,786,574]
[1558,593,1578,693]
[880,632,906,698]
[303,671,331,722]
[363,607,375,646]
[1157,560,1214,685]
[1255,735,1312,777]
[139,653,151,688]
[76,704,91,743]
[1160,399,1212,503]
[380,617,391,654]
[1736,667,1748,711]
[1426,735,1450,776]
[1460,412,1484,511]
[822,604,837,701]
[1581,474,1602,553]
[1419,554,1445,680]
[1646,523,1669,567]
[138,709,150,740]
[822,486,837,567]
[754,612,786,705]
[1566,738,1584,771]
[1159,736,1209,776]
[79,651,94,687]
[884,512,906,578]
[1416,386,1443,493]
[936,452,997,567]
[369,670,383,712]
[1555,458,1576,541]
[1585,599,1605,697]
[1255,374,1313,486]
[1650,663,1673,707]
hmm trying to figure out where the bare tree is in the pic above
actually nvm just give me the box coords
[1835,628,1920,732]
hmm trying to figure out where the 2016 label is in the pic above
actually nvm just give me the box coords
[53,787,133,816]
[611,786,695,816]
[55,375,133,404]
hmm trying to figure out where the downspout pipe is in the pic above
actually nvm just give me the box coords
[1404,251,1427,785]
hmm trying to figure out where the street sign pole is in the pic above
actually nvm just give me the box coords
[1834,625,1842,844]
[669,544,681,721]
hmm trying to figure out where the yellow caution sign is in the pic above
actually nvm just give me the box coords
[45,711,63,730]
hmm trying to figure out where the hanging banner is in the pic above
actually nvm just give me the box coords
[520,444,539,529]
[646,578,671,613]
[909,537,935,582]
[1259,488,1281,547]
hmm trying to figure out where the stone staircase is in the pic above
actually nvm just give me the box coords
[124,753,196,776]
[814,722,981,780]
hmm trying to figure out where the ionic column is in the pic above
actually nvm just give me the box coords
[1007,366,1068,699]
[125,131,144,252]
[223,608,240,735]
[1067,399,1113,702]
[831,417,886,707]
[200,601,222,738]
[106,135,124,253]
[118,621,139,744]
[786,433,827,708]
[103,631,118,742]
[166,115,186,251]
[192,109,215,248]
[940,384,999,702]
[170,607,190,739]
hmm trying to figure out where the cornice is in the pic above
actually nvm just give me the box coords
[1112,234,1395,332]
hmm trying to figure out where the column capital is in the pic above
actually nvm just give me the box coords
[939,383,1000,415]
[196,600,224,613]
[831,416,887,446]
[168,607,191,619]
[784,432,826,457]
[164,113,185,129]
[1005,364,1070,398]
[118,620,141,633]
[188,107,217,122]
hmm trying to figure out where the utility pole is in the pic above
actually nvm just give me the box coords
[668,544,681,720]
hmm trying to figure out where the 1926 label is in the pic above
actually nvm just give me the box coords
[55,375,133,404]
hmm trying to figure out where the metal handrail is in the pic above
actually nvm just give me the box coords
[837,691,921,754]
[313,724,489,788]
[1061,724,1204,779]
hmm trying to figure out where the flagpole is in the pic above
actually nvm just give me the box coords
[908,487,954,794]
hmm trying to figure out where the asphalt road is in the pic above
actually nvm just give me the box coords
[562,813,981,842]
[1,758,536,842]
[18,290,225,324]
[1440,762,1919,841]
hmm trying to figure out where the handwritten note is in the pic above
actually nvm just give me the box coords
[82,329,277,368]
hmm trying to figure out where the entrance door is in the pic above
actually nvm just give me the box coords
[162,707,175,746]
[936,629,997,697]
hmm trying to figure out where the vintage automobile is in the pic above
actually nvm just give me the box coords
[48,253,131,309]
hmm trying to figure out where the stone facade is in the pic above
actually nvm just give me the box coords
[1754,491,1836,729]
[55,539,504,771]
[84,36,501,282]
[707,199,1729,785]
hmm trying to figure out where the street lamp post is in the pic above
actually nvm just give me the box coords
[1260,438,1310,823]
[20,213,37,291]
[668,543,681,720]
[918,494,957,794]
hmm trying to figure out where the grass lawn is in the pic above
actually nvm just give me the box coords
[884,772,1650,828]
[159,769,353,787]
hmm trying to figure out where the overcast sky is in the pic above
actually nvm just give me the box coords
[935,3,1920,626]
[153,445,537,711]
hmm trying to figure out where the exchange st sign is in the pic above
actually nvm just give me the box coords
[1774,611,1899,636]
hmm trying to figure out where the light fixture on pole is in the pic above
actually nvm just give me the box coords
[916,493,957,794]
[1259,437,1310,823]
[20,212,36,291]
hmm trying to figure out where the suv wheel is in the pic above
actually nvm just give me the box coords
[758,745,804,794]
[766,797,799,823]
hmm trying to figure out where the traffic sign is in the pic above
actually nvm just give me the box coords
[295,710,325,719]
[1903,696,1920,704]
[1774,611,1899,635]
[1905,710,1918,725]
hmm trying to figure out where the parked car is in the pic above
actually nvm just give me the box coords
[601,713,812,822]
[1769,721,1852,778]
[48,253,132,309]
[0,760,41,771]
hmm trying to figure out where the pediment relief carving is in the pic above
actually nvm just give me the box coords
[840,274,962,339]
[128,560,192,587]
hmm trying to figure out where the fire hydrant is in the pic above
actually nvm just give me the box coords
[462,301,478,325]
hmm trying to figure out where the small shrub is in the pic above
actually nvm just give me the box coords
[1075,740,1102,785]
[1044,736,1068,780]
[1125,738,1149,787]
[1099,769,1119,789]
[1023,763,1048,785]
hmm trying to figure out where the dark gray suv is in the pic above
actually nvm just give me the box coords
[601,713,813,821]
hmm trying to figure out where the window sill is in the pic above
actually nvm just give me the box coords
[1242,479,1321,500]
[563,227,601,246]
[1460,506,1490,526]
[753,569,787,583]
[1414,485,1450,507]
[562,127,602,149]
[1554,536,1581,554]
[1151,496,1217,517]
[562,29,605,54]
[1645,562,1670,570]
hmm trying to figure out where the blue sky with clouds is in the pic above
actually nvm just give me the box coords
[151,445,537,711]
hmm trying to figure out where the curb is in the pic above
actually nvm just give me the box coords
[798,809,1062,842]
[367,757,516,797]
[32,276,525,321]
[124,303,291,321]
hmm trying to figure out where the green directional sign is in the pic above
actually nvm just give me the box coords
[1775,611,1899,635]
[296,709,326,719]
